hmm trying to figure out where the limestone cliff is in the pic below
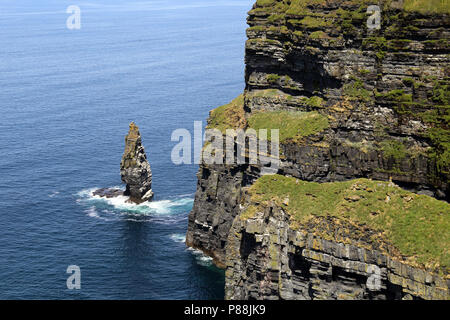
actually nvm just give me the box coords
[120,122,153,203]
[186,0,449,299]
[226,175,449,300]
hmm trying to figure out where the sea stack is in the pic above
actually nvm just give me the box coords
[120,122,153,203]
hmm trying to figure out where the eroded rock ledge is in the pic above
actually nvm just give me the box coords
[226,210,449,300]
[225,175,449,300]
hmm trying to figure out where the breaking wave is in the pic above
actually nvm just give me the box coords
[76,187,193,223]
[170,233,186,243]
[186,247,214,267]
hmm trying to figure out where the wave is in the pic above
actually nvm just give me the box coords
[170,235,215,267]
[186,247,214,267]
[84,206,112,221]
[170,233,186,243]
[76,187,193,222]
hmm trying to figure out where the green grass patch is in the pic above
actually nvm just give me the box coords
[247,110,329,142]
[297,16,332,28]
[375,89,413,114]
[379,139,409,161]
[293,30,304,37]
[301,96,325,108]
[249,88,286,98]
[255,0,277,6]
[268,13,286,23]
[267,73,281,84]
[309,30,327,39]
[246,174,450,272]
[404,0,450,14]
[376,80,450,176]
[250,0,450,19]
[247,25,267,32]
[343,77,373,101]
[207,94,247,134]
[427,126,450,174]
[247,38,280,46]
[247,90,325,108]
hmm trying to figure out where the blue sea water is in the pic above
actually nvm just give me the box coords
[0,0,252,299]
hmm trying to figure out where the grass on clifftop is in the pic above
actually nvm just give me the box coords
[253,0,450,15]
[247,110,329,142]
[207,94,329,142]
[403,0,450,14]
[207,94,246,133]
[245,174,450,272]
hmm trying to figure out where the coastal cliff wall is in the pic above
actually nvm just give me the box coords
[186,0,449,299]
[225,175,449,300]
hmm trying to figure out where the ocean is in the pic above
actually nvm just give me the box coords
[0,0,252,299]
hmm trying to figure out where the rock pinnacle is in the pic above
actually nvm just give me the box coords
[120,122,153,203]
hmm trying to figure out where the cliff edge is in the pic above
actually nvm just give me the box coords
[186,0,449,299]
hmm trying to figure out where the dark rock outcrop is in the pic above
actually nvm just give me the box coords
[93,122,153,203]
[92,188,123,198]
[120,122,153,203]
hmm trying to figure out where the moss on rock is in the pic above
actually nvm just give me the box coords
[245,174,450,273]
[207,94,247,134]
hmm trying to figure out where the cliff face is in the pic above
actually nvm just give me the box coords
[186,0,449,299]
[225,175,449,300]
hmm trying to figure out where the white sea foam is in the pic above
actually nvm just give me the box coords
[86,206,98,218]
[186,247,214,267]
[170,233,186,243]
[76,187,194,222]
[197,255,213,267]
[95,195,193,215]
[48,191,60,198]
[76,187,99,198]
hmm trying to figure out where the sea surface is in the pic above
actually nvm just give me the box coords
[0,0,252,299]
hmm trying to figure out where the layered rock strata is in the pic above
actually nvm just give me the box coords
[225,175,449,300]
[120,122,153,203]
[186,0,449,299]
[93,122,154,203]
